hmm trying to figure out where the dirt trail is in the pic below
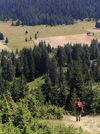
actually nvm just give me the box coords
[0,41,12,52]
[64,115,100,134]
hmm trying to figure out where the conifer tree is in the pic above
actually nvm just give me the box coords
[59,65,65,86]
[58,82,68,107]
[95,59,100,82]
[2,60,8,80]
[11,78,20,102]
[7,59,15,81]
[41,75,52,104]
[49,57,58,86]
[56,46,66,66]
[1,55,7,66]
[0,32,4,40]
[2,94,10,123]
[27,49,35,81]
[5,37,8,45]
[70,88,77,113]
[40,50,49,74]
[68,61,84,98]
[15,59,23,77]
[23,56,29,81]
[18,74,29,100]
[11,52,16,65]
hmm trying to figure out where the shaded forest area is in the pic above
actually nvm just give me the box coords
[0,39,100,112]
[0,0,100,25]
[0,39,100,133]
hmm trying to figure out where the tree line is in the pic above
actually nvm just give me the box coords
[0,0,100,26]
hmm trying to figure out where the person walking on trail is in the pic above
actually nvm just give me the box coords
[74,98,83,122]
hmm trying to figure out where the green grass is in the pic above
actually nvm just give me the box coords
[27,75,45,89]
[0,20,98,52]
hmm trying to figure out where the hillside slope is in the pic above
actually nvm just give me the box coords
[64,115,100,134]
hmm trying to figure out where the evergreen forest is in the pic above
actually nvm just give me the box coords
[1,0,100,26]
[0,39,100,133]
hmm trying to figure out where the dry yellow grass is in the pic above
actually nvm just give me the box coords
[33,33,100,48]
[64,115,100,134]
[42,115,100,134]
[0,42,12,52]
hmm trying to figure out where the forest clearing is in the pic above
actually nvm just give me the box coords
[0,20,100,51]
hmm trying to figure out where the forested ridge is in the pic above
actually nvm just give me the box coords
[0,0,100,25]
[0,39,100,133]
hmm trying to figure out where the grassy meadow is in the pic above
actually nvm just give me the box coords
[0,20,100,52]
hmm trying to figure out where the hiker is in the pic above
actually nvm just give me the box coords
[74,98,83,122]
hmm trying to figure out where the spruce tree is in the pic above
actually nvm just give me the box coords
[49,57,58,86]
[41,75,52,104]
[23,56,29,81]
[70,88,77,113]
[68,61,84,98]
[15,59,23,77]
[59,65,65,86]
[7,59,15,81]
[5,37,8,45]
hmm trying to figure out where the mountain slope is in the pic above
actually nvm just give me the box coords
[64,115,100,134]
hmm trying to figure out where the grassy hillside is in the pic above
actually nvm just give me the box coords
[42,115,100,134]
[0,20,100,52]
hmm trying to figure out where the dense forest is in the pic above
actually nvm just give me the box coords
[0,39,100,133]
[0,0,100,25]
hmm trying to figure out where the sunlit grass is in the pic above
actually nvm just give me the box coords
[0,20,96,52]
[27,75,45,89]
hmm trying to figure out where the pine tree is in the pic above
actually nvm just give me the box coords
[7,59,15,81]
[56,46,66,66]
[58,82,68,107]
[5,37,8,45]
[25,37,27,42]
[41,75,52,104]
[1,55,7,66]
[68,61,84,98]
[59,65,65,86]
[18,74,29,100]
[2,60,8,80]
[40,49,49,74]
[23,56,29,81]
[2,94,10,123]
[49,57,58,86]
[15,59,23,77]
[27,49,35,81]
[11,52,16,65]
[35,33,37,39]
[11,78,20,102]
[70,88,77,113]
[0,32,4,40]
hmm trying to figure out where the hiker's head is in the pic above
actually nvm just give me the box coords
[77,98,80,101]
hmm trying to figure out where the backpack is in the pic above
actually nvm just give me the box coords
[76,101,82,111]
